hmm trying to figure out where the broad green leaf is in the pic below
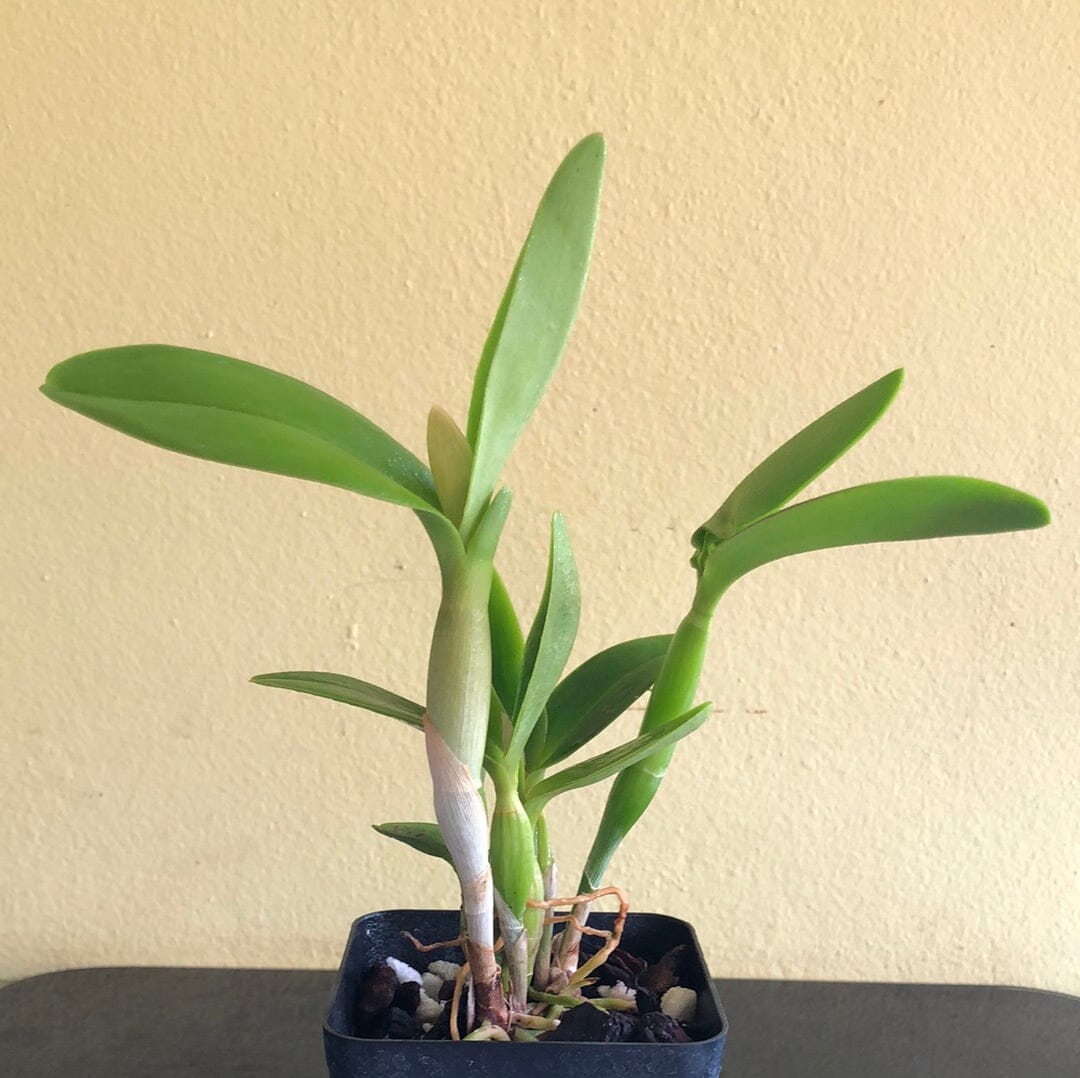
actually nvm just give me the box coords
[699,476,1051,610]
[250,671,423,729]
[525,702,710,812]
[427,406,472,526]
[693,369,905,556]
[42,345,439,511]
[461,135,604,535]
[538,634,673,767]
[506,515,580,764]
[489,571,524,715]
[373,822,453,866]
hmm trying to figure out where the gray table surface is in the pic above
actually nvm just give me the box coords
[1,967,1078,1076]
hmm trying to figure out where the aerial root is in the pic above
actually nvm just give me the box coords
[541,912,610,938]
[449,961,470,1042]
[527,886,629,992]
[403,931,504,955]
[403,933,506,1039]
[402,931,465,953]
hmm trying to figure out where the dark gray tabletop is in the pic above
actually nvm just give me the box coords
[1,967,1077,1076]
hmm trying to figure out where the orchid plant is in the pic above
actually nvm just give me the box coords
[41,134,1049,1039]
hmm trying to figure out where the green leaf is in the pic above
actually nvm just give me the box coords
[698,476,1051,609]
[524,709,549,773]
[693,368,905,555]
[250,671,424,729]
[489,571,525,715]
[461,134,605,536]
[506,515,580,764]
[372,822,454,866]
[42,345,439,511]
[465,487,513,566]
[538,634,673,767]
[427,406,472,526]
[525,702,710,812]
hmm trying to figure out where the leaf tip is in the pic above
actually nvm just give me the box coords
[576,131,606,157]
[1025,494,1052,529]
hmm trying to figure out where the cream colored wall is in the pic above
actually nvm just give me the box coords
[3,1,1077,993]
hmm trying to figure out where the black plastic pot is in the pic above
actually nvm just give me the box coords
[324,908,728,1077]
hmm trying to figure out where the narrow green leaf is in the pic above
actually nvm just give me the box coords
[506,515,580,764]
[699,476,1051,610]
[526,702,711,812]
[489,571,525,715]
[461,134,605,535]
[42,345,439,511]
[427,406,472,527]
[373,822,454,866]
[465,488,513,566]
[466,249,521,448]
[693,369,905,553]
[416,510,467,579]
[538,634,673,767]
[250,671,424,729]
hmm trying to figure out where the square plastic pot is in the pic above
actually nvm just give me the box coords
[324,908,728,1077]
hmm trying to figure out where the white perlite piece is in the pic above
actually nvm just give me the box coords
[421,971,443,999]
[428,960,462,982]
[596,981,637,1004]
[415,990,445,1024]
[385,957,422,986]
[660,986,697,1024]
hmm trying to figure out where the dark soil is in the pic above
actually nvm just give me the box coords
[352,934,705,1043]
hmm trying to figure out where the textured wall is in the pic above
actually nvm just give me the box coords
[3,2,1077,992]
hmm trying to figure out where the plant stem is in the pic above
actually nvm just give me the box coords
[424,719,508,1028]
[560,601,712,970]
[489,762,544,1011]
[423,494,513,1030]
[426,555,497,784]
[532,814,557,989]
